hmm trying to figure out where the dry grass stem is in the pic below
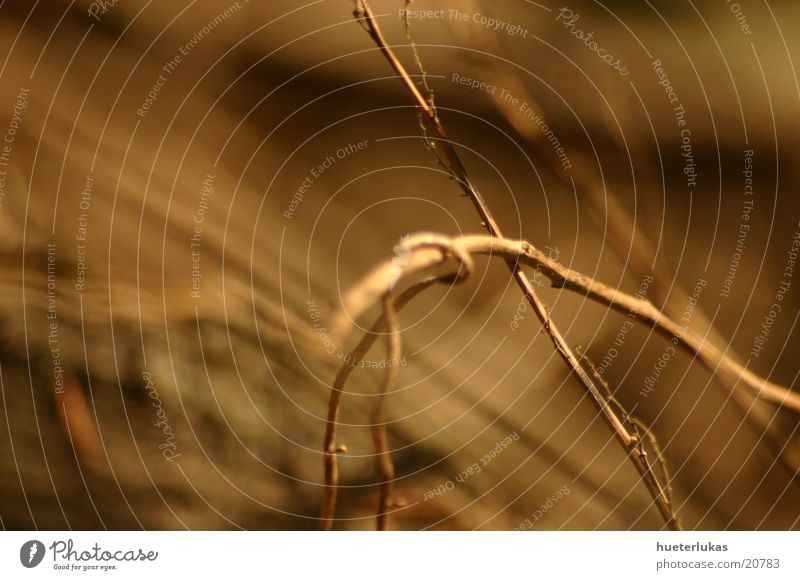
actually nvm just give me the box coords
[335,232,682,528]
[319,274,464,530]
[476,54,800,477]
[338,234,800,417]
[352,0,682,529]
[334,234,680,529]
[579,350,676,509]
[370,294,402,530]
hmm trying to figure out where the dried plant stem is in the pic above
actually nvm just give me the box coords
[370,294,402,530]
[319,274,464,530]
[337,234,682,529]
[338,234,800,417]
[352,1,681,529]
[479,63,800,476]
[579,350,676,506]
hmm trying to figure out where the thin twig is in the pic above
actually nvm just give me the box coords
[370,293,402,530]
[579,349,677,508]
[337,234,800,417]
[474,54,800,477]
[352,0,682,529]
[319,273,466,530]
[337,234,683,529]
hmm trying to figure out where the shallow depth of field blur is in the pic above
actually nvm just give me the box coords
[0,0,799,530]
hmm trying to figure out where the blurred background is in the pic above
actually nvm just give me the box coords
[0,0,799,530]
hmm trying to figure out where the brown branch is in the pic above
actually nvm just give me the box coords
[474,57,800,477]
[578,349,677,510]
[319,273,466,530]
[352,1,682,529]
[338,234,800,417]
[336,233,682,529]
[370,293,402,530]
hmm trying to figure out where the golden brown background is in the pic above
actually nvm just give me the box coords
[0,0,799,530]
